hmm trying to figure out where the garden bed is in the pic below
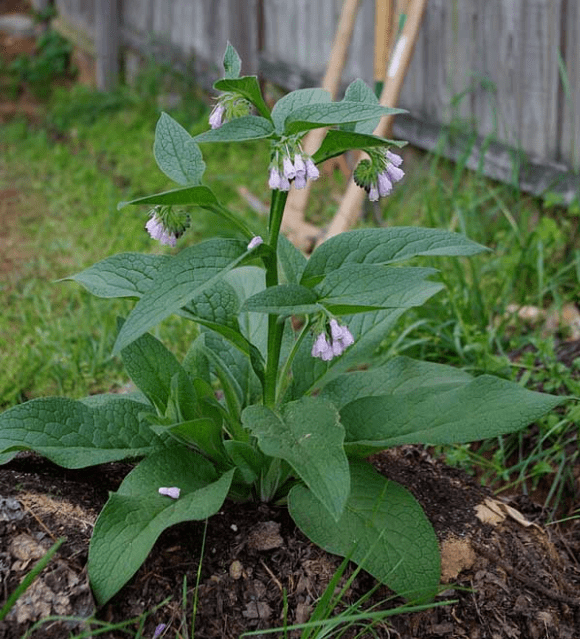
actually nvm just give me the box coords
[1,446,579,638]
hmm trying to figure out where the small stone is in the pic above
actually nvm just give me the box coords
[247,521,283,551]
[229,560,243,580]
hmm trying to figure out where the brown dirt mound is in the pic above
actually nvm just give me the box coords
[1,447,578,638]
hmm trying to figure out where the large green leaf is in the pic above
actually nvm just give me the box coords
[271,88,331,133]
[340,376,566,456]
[242,397,349,521]
[302,228,488,287]
[224,266,268,355]
[62,253,169,298]
[153,112,205,185]
[89,446,234,604]
[312,130,404,165]
[0,398,164,468]
[242,284,320,315]
[113,239,248,354]
[288,459,439,600]
[316,265,443,312]
[341,79,381,135]
[277,233,307,285]
[213,76,270,120]
[194,116,273,143]
[117,185,218,210]
[320,357,473,409]
[284,103,406,136]
[119,326,188,414]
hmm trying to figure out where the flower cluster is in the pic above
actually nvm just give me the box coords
[145,206,190,247]
[311,319,355,361]
[353,148,404,201]
[268,140,320,191]
[209,92,252,129]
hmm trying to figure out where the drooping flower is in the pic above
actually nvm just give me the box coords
[247,236,263,250]
[146,211,178,247]
[311,332,334,361]
[145,206,190,247]
[386,149,403,167]
[268,139,320,191]
[283,156,296,180]
[158,487,181,499]
[312,320,355,361]
[353,148,404,202]
[209,103,225,129]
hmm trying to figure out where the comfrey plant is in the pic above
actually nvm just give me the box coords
[0,45,564,606]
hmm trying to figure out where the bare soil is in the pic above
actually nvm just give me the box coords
[1,448,579,638]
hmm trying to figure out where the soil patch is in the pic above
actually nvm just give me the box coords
[1,448,579,638]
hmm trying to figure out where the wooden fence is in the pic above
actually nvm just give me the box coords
[52,0,580,202]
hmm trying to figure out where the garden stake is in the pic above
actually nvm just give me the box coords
[319,0,429,245]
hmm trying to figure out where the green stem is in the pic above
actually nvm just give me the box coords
[264,189,288,407]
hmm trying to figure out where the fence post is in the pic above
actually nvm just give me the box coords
[95,0,119,91]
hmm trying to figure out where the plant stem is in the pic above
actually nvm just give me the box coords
[264,189,288,407]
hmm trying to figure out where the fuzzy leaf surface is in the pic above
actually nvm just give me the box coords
[277,233,307,285]
[242,397,349,521]
[271,88,331,133]
[222,42,241,78]
[242,284,320,315]
[320,357,473,409]
[89,447,234,604]
[340,376,566,456]
[302,228,487,286]
[341,79,381,134]
[153,112,205,185]
[63,253,169,298]
[284,102,406,135]
[288,459,439,600]
[118,185,218,209]
[113,239,248,354]
[0,398,164,468]
[315,265,443,312]
[194,116,273,143]
[120,328,187,414]
[312,130,404,165]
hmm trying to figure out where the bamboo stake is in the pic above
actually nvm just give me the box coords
[281,0,361,250]
[318,0,429,245]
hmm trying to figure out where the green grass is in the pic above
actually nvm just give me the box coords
[1,75,578,521]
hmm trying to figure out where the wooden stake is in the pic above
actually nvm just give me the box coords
[318,0,429,245]
[281,0,361,250]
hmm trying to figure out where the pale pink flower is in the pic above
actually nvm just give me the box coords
[146,213,177,247]
[305,158,320,180]
[209,104,225,129]
[368,184,379,202]
[283,156,296,180]
[311,332,333,360]
[247,236,263,250]
[158,487,181,499]
[386,164,405,183]
[377,172,393,197]
[386,149,403,167]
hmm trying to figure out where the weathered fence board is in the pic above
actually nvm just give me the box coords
[53,0,580,199]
